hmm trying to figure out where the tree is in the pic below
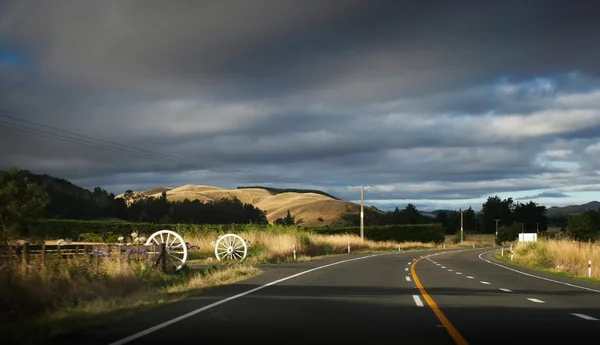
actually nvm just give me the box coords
[567,210,600,242]
[402,203,421,224]
[481,195,514,234]
[0,168,49,244]
[496,223,521,244]
[462,207,478,233]
[435,211,449,233]
[513,201,547,232]
[274,209,296,226]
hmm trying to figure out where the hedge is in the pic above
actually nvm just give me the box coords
[25,219,444,244]
[305,224,445,243]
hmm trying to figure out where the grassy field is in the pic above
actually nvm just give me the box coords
[493,239,600,283]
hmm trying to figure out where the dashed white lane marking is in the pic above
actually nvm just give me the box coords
[455,272,462,275]
[448,269,454,272]
[406,276,412,281]
[527,298,545,303]
[571,313,598,321]
[405,267,409,271]
[436,264,441,266]
[413,295,424,307]
[108,253,393,345]
[466,276,474,279]
[480,281,491,285]
[408,262,412,265]
[441,266,447,268]
[499,288,512,292]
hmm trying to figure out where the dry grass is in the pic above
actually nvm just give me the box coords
[497,239,600,280]
[115,184,361,226]
[185,230,444,265]
[0,255,261,344]
[443,234,496,248]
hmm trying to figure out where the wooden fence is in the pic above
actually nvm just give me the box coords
[0,242,168,272]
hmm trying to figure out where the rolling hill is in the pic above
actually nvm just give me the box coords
[546,201,600,216]
[115,185,362,227]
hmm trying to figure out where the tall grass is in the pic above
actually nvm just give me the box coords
[0,254,259,344]
[184,226,444,264]
[506,239,600,279]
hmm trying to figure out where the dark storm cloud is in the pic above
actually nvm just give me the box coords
[1,0,600,206]
[517,192,570,200]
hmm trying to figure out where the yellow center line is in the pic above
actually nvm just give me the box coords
[411,256,469,345]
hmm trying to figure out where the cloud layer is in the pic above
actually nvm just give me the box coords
[1,0,600,210]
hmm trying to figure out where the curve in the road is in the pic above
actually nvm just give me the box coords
[478,248,600,293]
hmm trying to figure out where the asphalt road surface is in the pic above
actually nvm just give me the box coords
[63,247,600,344]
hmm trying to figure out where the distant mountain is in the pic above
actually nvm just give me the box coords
[546,201,600,216]
[429,209,456,215]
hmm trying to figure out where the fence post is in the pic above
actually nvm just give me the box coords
[347,241,350,254]
[85,245,91,263]
[41,243,46,267]
[117,245,122,268]
[21,243,29,274]
[501,247,504,257]
[293,244,297,261]
[589,260,592,278]
[160,243,167,272]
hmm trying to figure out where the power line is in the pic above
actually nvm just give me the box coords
[0,114,423,210]
[0,114,335,187]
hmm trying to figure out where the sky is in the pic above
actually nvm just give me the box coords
[2,0,600,212]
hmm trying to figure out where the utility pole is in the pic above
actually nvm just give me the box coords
[493,219,501,242]
[460,209,464,244]
[352,185,371,241]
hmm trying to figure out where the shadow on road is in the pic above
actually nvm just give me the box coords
[47,283,600,345]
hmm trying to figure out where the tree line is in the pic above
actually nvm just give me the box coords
[1,167,599,244]
[343,196,599,242]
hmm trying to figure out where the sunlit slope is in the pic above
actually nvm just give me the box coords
[116,185,359,226]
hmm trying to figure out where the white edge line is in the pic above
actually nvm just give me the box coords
[571,313,599,321]
[478,249,600,293]
[413,295,424,307]
[109,252,398,345]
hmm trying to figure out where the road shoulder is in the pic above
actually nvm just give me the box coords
[480,248,600,292]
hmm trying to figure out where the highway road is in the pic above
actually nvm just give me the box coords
[63,247,600,344]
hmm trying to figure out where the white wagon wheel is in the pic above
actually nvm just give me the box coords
[145,230,188,271]
[214,234,248,261]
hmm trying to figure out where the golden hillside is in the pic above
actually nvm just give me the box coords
[115,185,361,226]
